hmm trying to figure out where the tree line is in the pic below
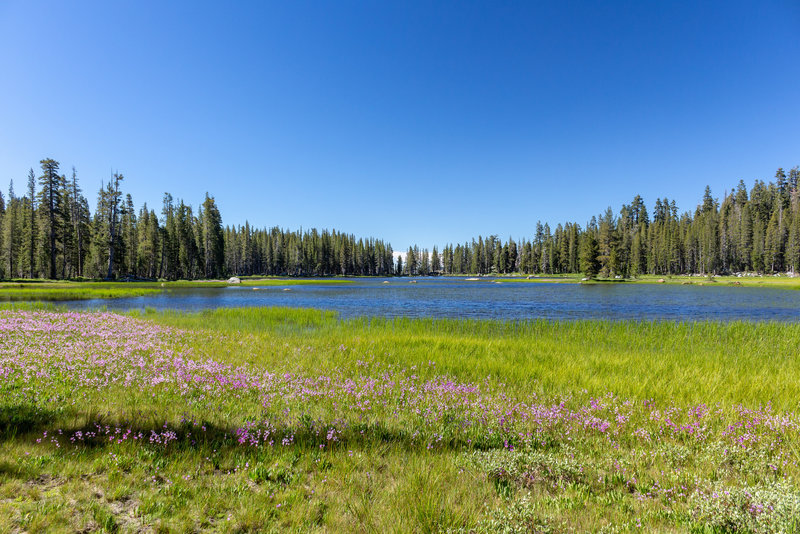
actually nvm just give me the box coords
[1,158,797,280]
[402,167,800,277]
[0,158,394,280]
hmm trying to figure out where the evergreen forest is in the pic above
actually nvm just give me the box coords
[1,159,798,280]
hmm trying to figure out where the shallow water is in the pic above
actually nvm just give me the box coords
[57,278,800,322]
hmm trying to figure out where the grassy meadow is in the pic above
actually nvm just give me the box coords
[497,273,800,289]
[610,274,800,289]
[0,278,352,302]
[2,304,800,532]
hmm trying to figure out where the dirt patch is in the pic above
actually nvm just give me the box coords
[108,495,150,533]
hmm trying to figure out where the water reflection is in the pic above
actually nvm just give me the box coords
[56,278,800,322]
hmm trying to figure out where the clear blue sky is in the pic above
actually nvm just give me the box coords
[1,1,798,251]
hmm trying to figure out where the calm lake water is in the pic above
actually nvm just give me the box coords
[60,278,800,322]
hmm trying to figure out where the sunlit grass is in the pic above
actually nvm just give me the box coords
[3,307,800,531]
[0,283,161,300]
[0,278,353,301]
[459,273,800,289]
[600,273,800,288]
[147,307,800,410]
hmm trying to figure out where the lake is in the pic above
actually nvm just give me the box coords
[59,277,800,322]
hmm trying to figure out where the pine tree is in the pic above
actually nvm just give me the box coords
[105,173,124,279]
[470,238,480,274]
[789,167,799,194]
[0,189,4,278]
[579,232,599,278]
[401,246,411,275]
[776,168,789,209]
[694,188,719,274]
[419,248,429,275]
[24,169,37,278]
[136,206,160,278]
[69,170,90,278]
[764,208,785,272]
[160,193,178,279]
[751,217,765,272]
[176,201,198,278]
[200,193,225,278]
[788,200,800,274]
[431,245,440,273]
[120,194,137,276]
[2,182,21,277]
[37,159,61,279]
[596,207,618,277]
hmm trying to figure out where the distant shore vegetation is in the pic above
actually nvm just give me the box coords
[1,159,798,281]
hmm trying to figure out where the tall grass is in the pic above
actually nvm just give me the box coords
[510,273,800,289]
[146,307,800,410]
[4,307,800,532]
[0,278,352,301]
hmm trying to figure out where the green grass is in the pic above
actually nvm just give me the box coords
[0,282,162,300]
[483,274,583,284]
[0,278,352,301]
[4,307,800,532]
[627,273,800,288]
[144,307,800,410]
[581,273,800,288]
[453,272,800,289]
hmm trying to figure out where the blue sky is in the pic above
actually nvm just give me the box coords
[1,1,798,251]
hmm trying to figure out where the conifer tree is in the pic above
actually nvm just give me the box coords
[120,194,137,275]
[104,173,124,279]
[2,182,21,277]
[788,199,800,273]
[0,189,4,278]
[200,194,225,278]
[420,247,429,275]
[37,159,60,279]
[430,245,440,273]
[579,232,600,278]
[25,169,37,278]
[160,193,178,279]
[597,207,618,277]
[70,169,91,278]
[405,246,416,275]
[56,172,73,278]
